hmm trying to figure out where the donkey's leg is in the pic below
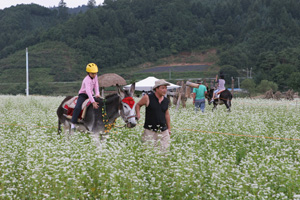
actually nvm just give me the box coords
[212,102,217,111]
[58,119,62,135]
[91,132,101,147]
[224,100,231,112]
[62,121,71,136]
[69,122,75,135]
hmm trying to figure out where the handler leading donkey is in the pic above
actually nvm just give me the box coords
[56,83,137,135]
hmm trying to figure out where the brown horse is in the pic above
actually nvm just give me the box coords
[56,84,137,136]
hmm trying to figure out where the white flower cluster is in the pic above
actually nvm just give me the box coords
[0,95,299,199]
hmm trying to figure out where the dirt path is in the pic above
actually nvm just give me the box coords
[157,62,214,67]
[140,64,212,73]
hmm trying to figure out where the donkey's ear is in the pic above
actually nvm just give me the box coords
[129,82,135,97]
[117,84,125,99]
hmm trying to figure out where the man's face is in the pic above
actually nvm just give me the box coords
[156,85,168,96]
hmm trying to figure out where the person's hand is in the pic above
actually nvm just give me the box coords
[95,95,100,98]
[136,113,140,121]
[92,102,99,109]
[168,129,172,135]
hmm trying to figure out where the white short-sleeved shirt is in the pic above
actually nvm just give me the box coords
[218,79,225,90]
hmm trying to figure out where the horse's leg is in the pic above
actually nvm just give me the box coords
[224,100,231,112]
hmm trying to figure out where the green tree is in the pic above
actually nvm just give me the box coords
[271,64,297,90]
[256,80,278,94]
[87,0,97,9]
[219,65,239,87]
[256,51,277,72]
[58,0,68,19]
[241,79,256,97]
[219,46,250,69]
[58,0,66,7]
[277,47,300,66]
[288,72,300,92]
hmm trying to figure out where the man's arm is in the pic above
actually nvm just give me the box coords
[135,94,149,121]
[165,109,171,135]
[192,92,196,105]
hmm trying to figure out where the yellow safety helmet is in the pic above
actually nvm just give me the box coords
[86,63,98,73]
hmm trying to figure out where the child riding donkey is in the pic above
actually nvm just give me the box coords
[210,74,225,103]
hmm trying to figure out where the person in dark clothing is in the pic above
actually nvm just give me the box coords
[135,79,171,151]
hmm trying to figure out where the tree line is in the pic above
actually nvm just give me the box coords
[1,0,300,93]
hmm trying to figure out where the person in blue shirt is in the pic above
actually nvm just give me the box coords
[192,80,207,113]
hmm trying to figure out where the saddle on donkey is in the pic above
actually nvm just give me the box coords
[62,96,91,123]
[215,89,225,99]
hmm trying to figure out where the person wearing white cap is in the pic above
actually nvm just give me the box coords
[135,79,171,151]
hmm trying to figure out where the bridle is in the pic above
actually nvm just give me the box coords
[122,112,136,123]
[119,97,137,124]
[100,97,136,130]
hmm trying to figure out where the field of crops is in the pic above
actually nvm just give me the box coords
[1,95,300,199]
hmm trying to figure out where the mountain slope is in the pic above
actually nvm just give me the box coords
[0,4,65,59]
[1,0,300,94]
[0,41,84,95]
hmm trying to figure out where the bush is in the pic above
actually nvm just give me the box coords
[241,79,256,97]
[288,72,300,92]
[256,80,278,93]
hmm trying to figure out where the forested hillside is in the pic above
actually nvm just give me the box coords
[1,0,300,95]
[0,4,63,58]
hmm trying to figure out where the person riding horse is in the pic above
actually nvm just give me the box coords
[210,74,225,103]
[186,79,232,112]
[207,74,232,112]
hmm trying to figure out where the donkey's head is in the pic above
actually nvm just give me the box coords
[117,83,137,128]
[206,88,214,105]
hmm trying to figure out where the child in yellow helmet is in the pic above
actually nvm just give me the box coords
[71,63,100,130]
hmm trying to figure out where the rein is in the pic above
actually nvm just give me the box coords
[101,99,117,133]
[121,97,136,123]
[216,97,232,101]
[101,97,135,132]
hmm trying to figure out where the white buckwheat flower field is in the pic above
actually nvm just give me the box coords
[0,95,300,199]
